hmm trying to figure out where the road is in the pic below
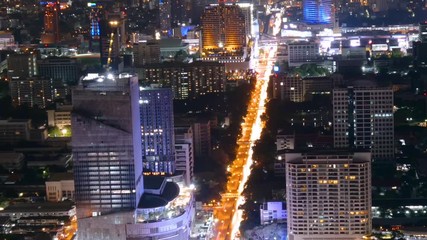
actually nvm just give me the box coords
[213,42,277,240]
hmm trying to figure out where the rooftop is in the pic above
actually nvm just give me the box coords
[143,176,165,190]
[138,182,180,209]
[1,201,75,213]
[47,172,74,182]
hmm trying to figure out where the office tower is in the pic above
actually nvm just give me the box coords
[139,86,175,174]
[285,150,372,240]
[192,119,211,158]
[133,40,161,66]
[287,42,319,67]
[201,4,246,58]
[38,57,80,85]
[9,77,53,108]
[175,125,194,184]
[41,1,60,44]
[7,53,38,78]
[333,86,394,159]
[303,0,332,24]
[159,0,172,35]
[71,74,143,219]
[141,61,226,99]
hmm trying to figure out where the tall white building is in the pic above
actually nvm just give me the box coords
[333,86,394,159]
[175,125,194,185]
[285,150,372,240]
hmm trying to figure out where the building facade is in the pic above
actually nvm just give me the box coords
[47,104,72,129]
[303,0,332,24]
[260,202,287,225]
[38,57,80,85]
[45,173,75,202]
[192,120,211,158]
[285,151,372,240]
[175,125,194,184]
[7,53,38,78]
[333,87,394,159]
[9,77,54,108]
[288,42,319,67]
[140,61,226,99]
[139,86,175,174]
[71,74,144,219]
[133,40,161,66]
[201,4,246,58]
[0,119,31,144]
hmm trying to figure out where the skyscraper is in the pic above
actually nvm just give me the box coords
[201,4,246,59]
[286,150,372,240]
[333,86,394,159]
[71,74,143,219]
[41,1,60,44]
[139,86,175,174]
[303,0,332,24]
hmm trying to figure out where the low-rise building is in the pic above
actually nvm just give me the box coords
[47,104,72,129]
[275,133,295,151]
[0,201,76,221]
[0,152,24,170]
[77,176,195,240]
[45,172,74,202]
[0,119,31,144]
[260,202,287,225]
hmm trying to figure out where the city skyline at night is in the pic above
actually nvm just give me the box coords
[0,0,427,239]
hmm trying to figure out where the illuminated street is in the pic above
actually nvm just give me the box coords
[213,41,277,240]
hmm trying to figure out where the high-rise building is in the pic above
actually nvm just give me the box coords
[140,61,226,99]
[9,77,54,108]
[303,0,332,24]
[192,119,211,158]
[273,74,304,102]
[71,74,143,219]
[285,150,372,240]
[7,53,38,78]
[139,86,175,174]
[73,75,195,240]
[38,57,80,85]
[175,125,194,184]
[171,0,189,27]
[201,4,246,60]
[133,40,161,66]
[333,86,394,159]
[41,1,60,44]
[159,0,172,35]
